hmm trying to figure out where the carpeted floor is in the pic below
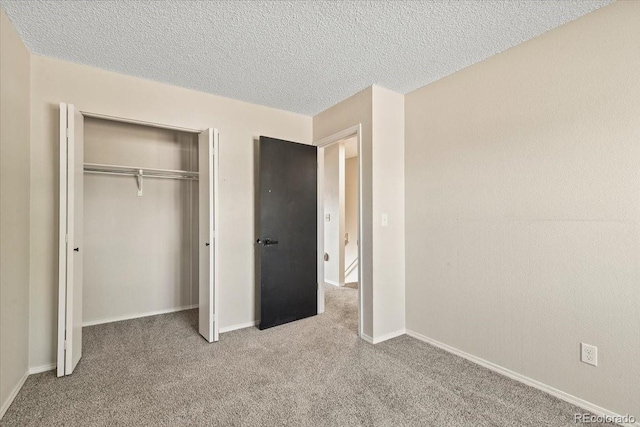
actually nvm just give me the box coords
[2,285,609,426]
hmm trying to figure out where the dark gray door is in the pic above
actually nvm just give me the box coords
[258,136,317,330]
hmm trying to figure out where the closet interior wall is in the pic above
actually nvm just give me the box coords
[83,117,199,326]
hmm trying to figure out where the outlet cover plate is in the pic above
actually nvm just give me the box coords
[581,343,598,367]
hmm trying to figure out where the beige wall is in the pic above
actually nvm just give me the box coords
[30,55,311,368]
[314,85,405,341]
[83,118,199,325]
[405,1,640,419]
[0,8,30,416]
[371,86,405,339]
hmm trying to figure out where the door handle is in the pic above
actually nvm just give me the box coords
[74,247,79,252]
[257,238,278,246]
[205,243,210,247]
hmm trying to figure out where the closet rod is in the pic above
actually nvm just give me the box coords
[83,162,199,180]
[84,170,198,181]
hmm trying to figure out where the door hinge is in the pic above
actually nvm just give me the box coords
[66,128,70,140]
[65,234,68,243]
[64,340,67,350]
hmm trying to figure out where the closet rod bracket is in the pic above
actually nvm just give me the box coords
[137,169,143,197]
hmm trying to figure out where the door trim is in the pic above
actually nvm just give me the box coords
[213,129,220,341]
[57,103,68,377]
[79,111,203,134]
[314,124,364,339]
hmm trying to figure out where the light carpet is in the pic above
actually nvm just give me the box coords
[1,285,610,426]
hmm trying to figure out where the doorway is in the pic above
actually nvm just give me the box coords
[255,128,363,338]
[315,126,363,338]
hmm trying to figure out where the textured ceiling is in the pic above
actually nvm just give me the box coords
[1,0,613,115]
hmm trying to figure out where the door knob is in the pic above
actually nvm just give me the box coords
[257,238,278,246]
[205,243,210,247]
[74,247,79,252]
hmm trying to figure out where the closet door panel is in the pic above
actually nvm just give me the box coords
[67,105,84,373]
[57,103,84,376]
[198,128,218,342]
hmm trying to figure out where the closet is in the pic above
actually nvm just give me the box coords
[57,103,219,377]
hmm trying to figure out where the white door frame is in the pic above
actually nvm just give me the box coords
[314,124,363,338]
[57,103,69,377]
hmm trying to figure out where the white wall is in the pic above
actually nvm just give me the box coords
[323,142,345,286]
[29,55,311,369]
[82,118,198,325]
[405,1,639,419]
[0,7,30,417]
[344,155,358,281]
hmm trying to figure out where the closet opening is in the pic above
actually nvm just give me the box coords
[57,104,219,377]
[83,117,200,328]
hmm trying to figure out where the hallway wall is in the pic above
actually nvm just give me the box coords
[345,155,358,282]
[323,142,344,286]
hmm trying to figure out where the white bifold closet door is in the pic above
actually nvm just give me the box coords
[198,128,219,343]
[58,107,220,378]
[57,103,84,377]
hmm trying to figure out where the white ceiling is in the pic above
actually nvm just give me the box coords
[0,0,612,115]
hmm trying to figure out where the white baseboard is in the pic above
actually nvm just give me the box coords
[405,329,639,427]
[361,333,374,344]
[29,363,56,375]
[83,304,198,327]
[0,370,28,420]
[372,329,406,344]
[220,320,258,334]
[324,280,342,287]
[360,329,406,344]
[360,330,406,344]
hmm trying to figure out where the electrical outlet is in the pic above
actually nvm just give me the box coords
[581,343,598,366]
